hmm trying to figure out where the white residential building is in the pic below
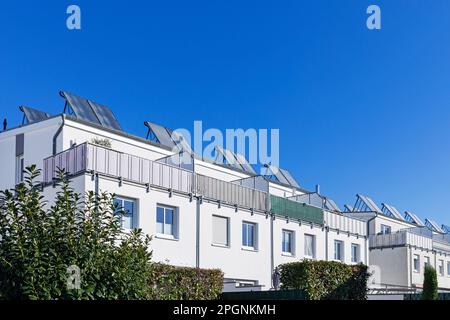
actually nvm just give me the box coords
[345,194,450,291]
[1,92,368,291]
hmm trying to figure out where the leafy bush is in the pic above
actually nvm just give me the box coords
[422,265,438,300]
[0,166,152,300]
[148,263,224,300]
[279,260,369,300]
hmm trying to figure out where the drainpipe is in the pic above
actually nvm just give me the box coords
[366,215,377,266]
[52,115,65,155]
[196,196,201,268]
[325,226,329,260]
[270,213,274,287]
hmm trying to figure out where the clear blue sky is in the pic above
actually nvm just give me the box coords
[1,1,450,224]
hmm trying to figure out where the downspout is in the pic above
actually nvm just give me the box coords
[196,197,201,268]
[366,215,377,266]
[52,115,65,155]
[325,225,329,260]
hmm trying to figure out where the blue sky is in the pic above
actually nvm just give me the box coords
[1,1,450,224]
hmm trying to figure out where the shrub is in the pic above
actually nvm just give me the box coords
[422,265,438,300]
[279,260,369,300]
[0,166,152,300]
[148,263,224,300]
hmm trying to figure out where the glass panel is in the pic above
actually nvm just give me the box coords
[123,200,134,215]
[242,224,247,246]
[122,213,133,229]
[165,209,174,235]
[156,207,164,234]
[248,224,254,247]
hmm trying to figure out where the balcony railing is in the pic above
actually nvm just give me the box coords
[44,143,194,194]
[195,174,268,212]
[369,230,433,250]
[270,195,324,225]
[324,211,367,236]
[43,143,269,211]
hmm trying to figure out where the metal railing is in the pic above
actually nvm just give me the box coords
[324,211,367,236]
[196,174,268,212]
[369,230,433,249]
[44,143,194,194]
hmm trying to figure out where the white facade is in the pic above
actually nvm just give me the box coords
[1,112,369,291]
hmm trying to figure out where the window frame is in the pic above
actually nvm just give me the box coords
[242,221,257,250]
[212,215,230,247]
[351,243,360,263]
[281,229,295,256]
[439,259,444,276]
[304,234,316,259]
[413,254,420,273]
[15,154,24,184]
[334,240,344,262]
[113,196,137,230]
[156,204,178,239]
[380,224,391,235]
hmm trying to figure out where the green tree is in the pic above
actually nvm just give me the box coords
[0,165,152,300]
[422,265,438,300]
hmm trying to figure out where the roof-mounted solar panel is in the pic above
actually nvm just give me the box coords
[354,194,381,213]
[144,121,193,154]
[425,219,444,233]
[215,146,256,174]
[442,225,450,234]
[325,198,341,212]
[88,100,122,131]
[404,211,425,226]
[279,168,301,189]
[381,203,404,220]
[60,91,122,131]
[20,106,51,124]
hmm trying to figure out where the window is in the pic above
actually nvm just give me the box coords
[380,224,391,235]
[413,255,420,273]
[113,197,136,229]
[304,234,316,258]
[156,205,177,238]
[212,215,229,246]
[424,256,430,268]
[439,260,444,276]
[447,262,450,276]
[334,240,344,261]
[242,222,257,249]
[15,155,24,184]
[282,230,294,255]
[351,244,360,263]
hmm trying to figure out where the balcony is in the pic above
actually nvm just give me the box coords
[369,229,433,250]
[270,195,324,225]
[43,143,269,212]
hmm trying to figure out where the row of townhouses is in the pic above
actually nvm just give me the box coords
[1,91,450,292]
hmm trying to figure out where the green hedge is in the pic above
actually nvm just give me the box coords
[279,260,369,300]
[148,263,224,300]
[270,195,324,225]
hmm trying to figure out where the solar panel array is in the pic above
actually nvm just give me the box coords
[344,204,354,212]
[20,106,50,124]
[61,91,122,131]
[404,211,425,226]
[266,165,300,189]
[425,219,444,233]
[144,121,193,154]
[356,194,382,213]
[215,146,256,175]
[381,203,404,220]
[442,225,450,234]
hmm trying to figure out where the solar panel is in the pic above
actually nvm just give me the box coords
[235,153,256,175]
[171,130,193,154]
[144,121,176,148]
[381,203,404,220]
[441,225,450,234]
[61,91,123,131]
[88,100,122,131]
[404,211,425,226]
[20,106,50,124]
[267,165,290,185]
[279,168,301,189]
[425,219,444,233]
[357,194,381,213]
[325,198,341,212]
